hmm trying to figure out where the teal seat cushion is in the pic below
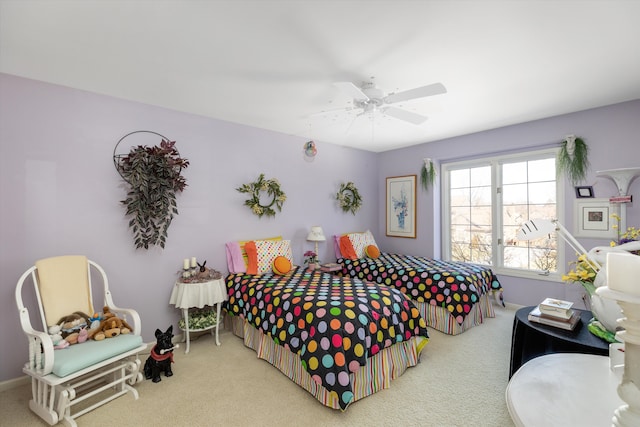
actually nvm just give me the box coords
[52,334,144,377]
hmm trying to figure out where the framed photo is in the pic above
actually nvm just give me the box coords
[386,175,417,238]
[573,198,619,238]
[574,185,594,198]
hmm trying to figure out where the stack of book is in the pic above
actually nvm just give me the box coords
[528,298,581,330]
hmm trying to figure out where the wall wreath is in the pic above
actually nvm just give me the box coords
[336,181,362,215]
[236,173,286,218]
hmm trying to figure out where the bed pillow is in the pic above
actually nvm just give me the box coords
[272,256,292,275]
[362,230,377,247]
[339,235,358,260]
[225,241,246,273]
[255,239,293,274]
[365,244,380,258]
[347,232,369,259]
[239,235,282,268]
[333,235,343,259]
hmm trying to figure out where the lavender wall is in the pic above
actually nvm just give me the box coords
[0,73,378,382]
[376,100,640,306]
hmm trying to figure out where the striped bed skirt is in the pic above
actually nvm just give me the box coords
[415,292,497,335]
[227,314,427,410]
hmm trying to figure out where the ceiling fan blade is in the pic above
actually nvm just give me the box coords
[333,82,370,101]
[382,106,428,125]
[384,82,447,104]
[308,106,355,118]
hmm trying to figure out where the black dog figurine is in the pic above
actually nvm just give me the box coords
[144,325,177,383]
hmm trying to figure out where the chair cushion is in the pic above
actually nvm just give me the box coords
[52,334,144,377]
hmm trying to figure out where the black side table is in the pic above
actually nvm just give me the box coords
[509,305,609,378]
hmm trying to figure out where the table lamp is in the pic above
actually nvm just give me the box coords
[306,226,326,260]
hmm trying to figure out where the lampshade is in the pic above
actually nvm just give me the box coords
[516,219,556,240]
[607,252,640,296]
[307,226,326,242]
[517,218,599,270]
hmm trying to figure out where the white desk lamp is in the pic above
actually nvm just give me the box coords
[306,226,326,260]
[517,218,601,270]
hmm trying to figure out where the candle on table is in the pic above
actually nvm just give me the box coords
[191,257,197,268]
[183,258,190,270]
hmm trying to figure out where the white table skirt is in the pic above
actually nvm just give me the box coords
[169,279,227,309]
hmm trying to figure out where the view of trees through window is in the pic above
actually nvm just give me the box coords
[446,151,558,274]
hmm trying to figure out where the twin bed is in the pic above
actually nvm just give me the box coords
[333,231,503,335]
[223,232,502,409]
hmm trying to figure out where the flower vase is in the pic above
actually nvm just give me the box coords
[308,263,318,270]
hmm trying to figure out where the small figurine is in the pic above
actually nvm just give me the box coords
[144,325,178,383]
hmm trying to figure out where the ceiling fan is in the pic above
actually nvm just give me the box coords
[329,81,447,125]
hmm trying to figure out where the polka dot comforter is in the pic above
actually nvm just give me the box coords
[338,253,502,325]
[225,266,429,410]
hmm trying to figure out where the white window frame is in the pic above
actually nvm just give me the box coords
[441,147,565,281]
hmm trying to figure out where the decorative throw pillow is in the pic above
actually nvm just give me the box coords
[255,239,293,274]
[272,256,292,275]
[363,230,377,247]
[238,236,282,274]
[347,232,369,259]
[365,245,380,258]
[339,235,358,260]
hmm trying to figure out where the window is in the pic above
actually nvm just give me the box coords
[442,148,560,277]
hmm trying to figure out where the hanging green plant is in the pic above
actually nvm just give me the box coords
[115,136,189,249]
[420,158,437,191]
[557,135,590,185]
[336,182,362,215]
[236,173,286,218]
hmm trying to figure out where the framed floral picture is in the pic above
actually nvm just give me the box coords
[386,175,417,238]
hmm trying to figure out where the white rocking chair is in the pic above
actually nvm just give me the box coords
[15,255,146,426]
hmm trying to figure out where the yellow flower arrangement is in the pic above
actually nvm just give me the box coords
[561,253,598,296]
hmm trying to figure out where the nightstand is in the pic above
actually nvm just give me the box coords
[169,278,228,353]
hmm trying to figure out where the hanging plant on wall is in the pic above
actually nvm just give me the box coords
[420,158,437,191]
[114,133,189,249]
[236,173,286,218]
[336,181,362,215]
[557,135,590,185]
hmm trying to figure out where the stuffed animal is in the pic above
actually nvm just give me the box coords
[54,311,92,345]
[48,324,69,349]
[144,325,177,383]
[89,306,134,341]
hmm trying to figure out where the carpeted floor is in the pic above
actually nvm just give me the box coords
[0,304,517,427]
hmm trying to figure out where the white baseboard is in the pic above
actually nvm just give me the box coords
[0,375,29,392]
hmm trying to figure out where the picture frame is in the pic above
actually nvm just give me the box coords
[386,175,417,238]
[574,185,594,198]
[573,198,619,239]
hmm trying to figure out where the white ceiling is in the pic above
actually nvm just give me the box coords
[1,1,639,152]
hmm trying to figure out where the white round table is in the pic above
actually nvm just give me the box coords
[169,278,227,353]
[506,353,623,427]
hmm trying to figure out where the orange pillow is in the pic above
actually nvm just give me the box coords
[245,241,258,274]
[272,256,292,275]
[339,235,358,260]
[365,245,380,258]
